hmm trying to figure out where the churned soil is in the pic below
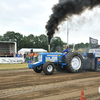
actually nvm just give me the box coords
[0,69,100,100]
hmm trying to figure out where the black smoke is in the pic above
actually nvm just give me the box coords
[45,0,100,44]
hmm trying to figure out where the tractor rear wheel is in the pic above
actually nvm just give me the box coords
[43,62,55,75]
[34,66,42,73]
[65,52,83,73]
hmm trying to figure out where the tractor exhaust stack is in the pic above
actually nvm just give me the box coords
[48,44,50,53]
[48,36,50,53]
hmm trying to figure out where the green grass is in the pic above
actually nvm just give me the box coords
[0,63,28,70]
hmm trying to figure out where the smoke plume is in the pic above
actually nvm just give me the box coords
[45,0,100,44]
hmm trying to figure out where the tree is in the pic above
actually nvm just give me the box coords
[80,42,84,48]
[0,35,3,41]
[3,31,23,50]
[3,31,15,41]
[1,31,91,52]
[85,43,89,48]
[34,36,40,48]
[27,34,35,48]
[20,36,30,48]
[50,36,64,52]
[13,32,23,50]
[38,34,48,50]
[69,44,73,49]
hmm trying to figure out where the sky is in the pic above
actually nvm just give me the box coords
[0,0,100,45]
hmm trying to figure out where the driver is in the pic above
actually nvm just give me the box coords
[62,45,70,57]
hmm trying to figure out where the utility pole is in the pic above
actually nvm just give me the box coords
[67,20,69,45]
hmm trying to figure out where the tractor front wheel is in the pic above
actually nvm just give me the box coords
[43,62,55,75]
[34,66,42,73]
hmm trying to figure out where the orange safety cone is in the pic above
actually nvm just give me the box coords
[80,90,85,100]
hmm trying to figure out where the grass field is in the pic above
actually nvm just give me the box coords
[0,63,28,70]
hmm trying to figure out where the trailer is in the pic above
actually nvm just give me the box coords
[0,41,17,56]
[28,48,100,75]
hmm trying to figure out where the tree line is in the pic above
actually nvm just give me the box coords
[0,31,90,52]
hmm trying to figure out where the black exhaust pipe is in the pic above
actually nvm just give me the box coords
[48,44,50,53]
[48,36,51,53]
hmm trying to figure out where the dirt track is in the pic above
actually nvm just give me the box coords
[0,69,100,100]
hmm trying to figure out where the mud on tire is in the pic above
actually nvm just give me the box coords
[65,52,83,73]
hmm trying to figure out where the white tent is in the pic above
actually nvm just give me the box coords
[18,48,47,55]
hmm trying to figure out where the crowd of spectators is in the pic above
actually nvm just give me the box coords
[3,51,38,63]
[29,52,37,62]
[4,51,23,57]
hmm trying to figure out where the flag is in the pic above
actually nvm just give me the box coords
[89,37,98,45]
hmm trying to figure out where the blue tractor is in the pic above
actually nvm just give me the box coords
[28,52,83,75]
[28,48,100,75]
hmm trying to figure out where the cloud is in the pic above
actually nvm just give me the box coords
[19,3,32,9]
[0,0,100,44]
[0,1,14,11]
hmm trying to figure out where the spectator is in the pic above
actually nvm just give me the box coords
[16,52,17,56]
[13,53,16,57]
[33,52,37,62]
[10,51,14,57]
[20,53,22,57]
[4,52,7,57]
[24,52,26,62]
[17,53,21,57]
[29,53,33,62]
[29,53,32,59]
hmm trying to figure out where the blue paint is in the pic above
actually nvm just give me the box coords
[28,52,67,69]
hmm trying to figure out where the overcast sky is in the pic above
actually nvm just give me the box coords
[0,0,100,44]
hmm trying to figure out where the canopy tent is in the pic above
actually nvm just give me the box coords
[18,48,47,55]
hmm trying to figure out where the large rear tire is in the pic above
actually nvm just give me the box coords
[65,52,83,73]
[33,66,42,73]
[43,62,55,75]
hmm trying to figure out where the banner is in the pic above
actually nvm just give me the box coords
[89,49,100,57]
[89,37,98,45]
[0,57,25,63]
